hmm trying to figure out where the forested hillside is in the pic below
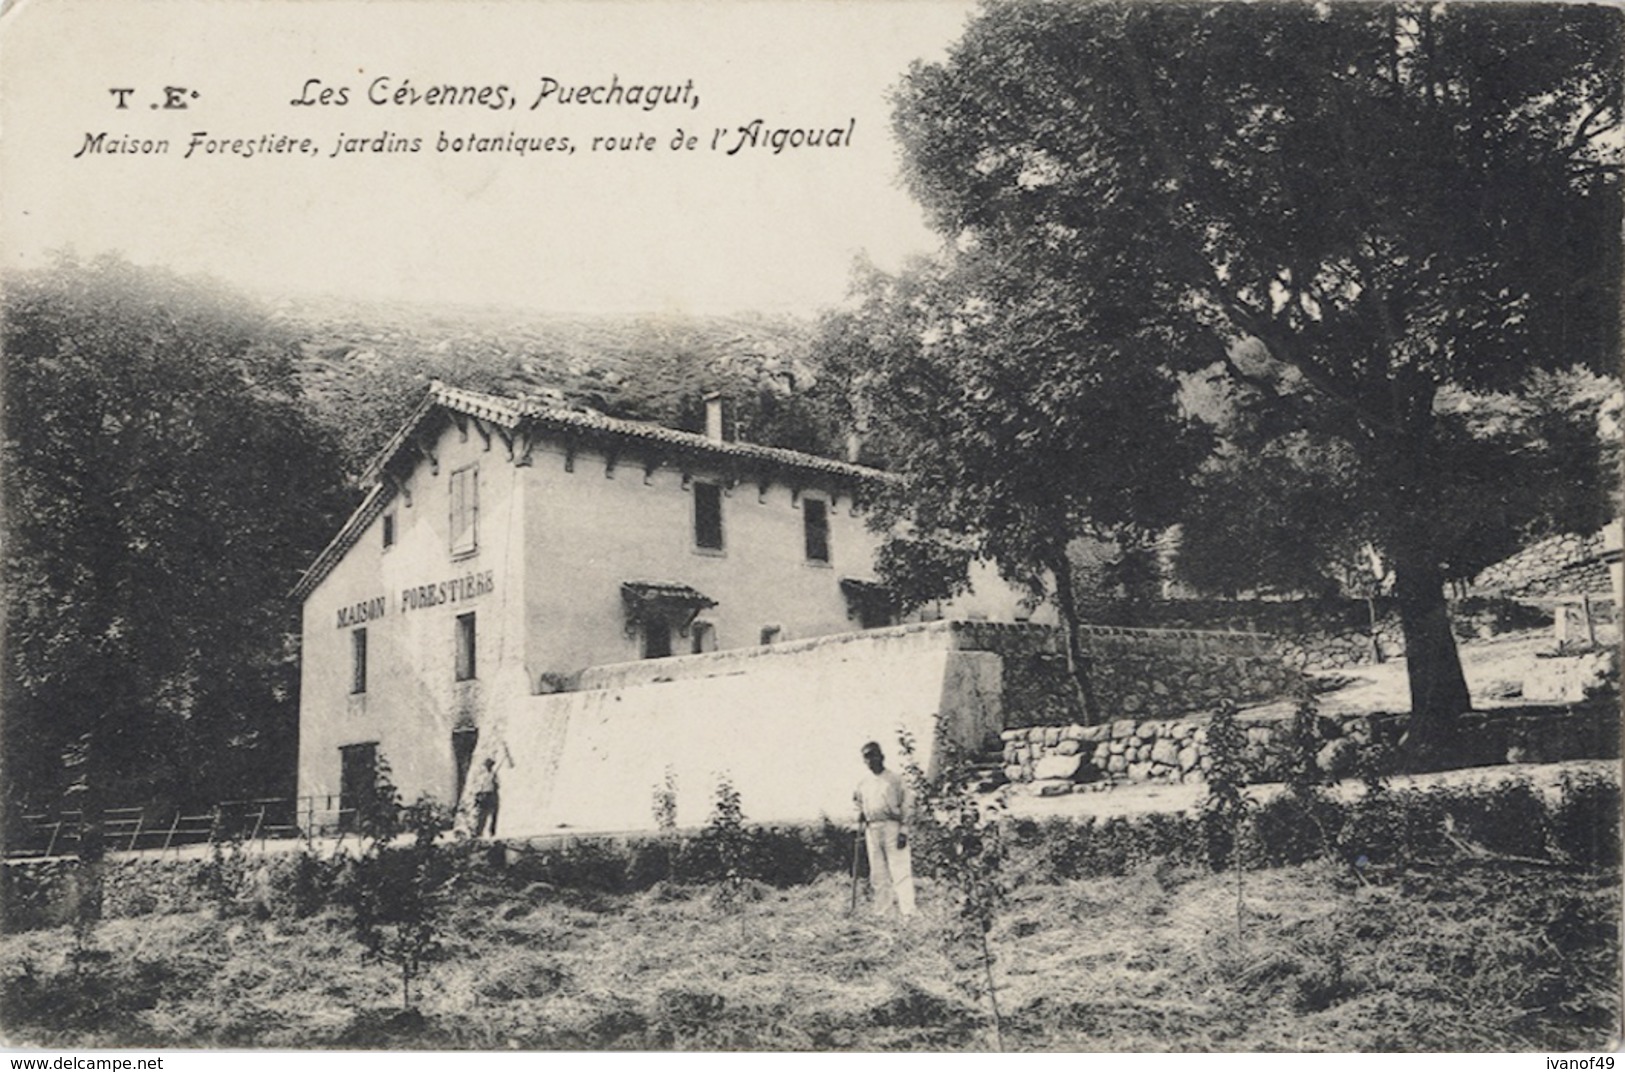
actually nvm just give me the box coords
[274,294,836,478]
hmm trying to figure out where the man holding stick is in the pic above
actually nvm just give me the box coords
[853,741,915,917]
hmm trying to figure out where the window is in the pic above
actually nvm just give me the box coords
[760,624,781,646]
[693,481,723,550]
[382,512,396,550]
[690,620,715,655]
[350,628,368,694]
[449,466,478,556]
[455,613,477,681]
[804,498,830,563]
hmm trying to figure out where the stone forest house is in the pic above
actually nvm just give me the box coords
[293,382,1048,835]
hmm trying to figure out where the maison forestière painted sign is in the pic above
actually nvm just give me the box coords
[335,570,496,628]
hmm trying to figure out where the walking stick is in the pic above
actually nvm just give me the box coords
[849,820,863,915]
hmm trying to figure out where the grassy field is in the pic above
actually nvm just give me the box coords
[2,851,1617,1052]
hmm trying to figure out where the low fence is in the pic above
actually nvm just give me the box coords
[5,796,365,860]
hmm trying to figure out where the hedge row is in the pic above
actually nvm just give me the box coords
[4,774,1617,933]
[1010,772,1621,880]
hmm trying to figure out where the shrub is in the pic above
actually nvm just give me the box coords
[626,839,677,890]
[1548,774,1622,869]
[1252,793,1348,868]
[1438,779,1550,859]
[741,825,835,888]
[685,777,750,907]
[344,784,462,1011]
[513,840,634,893]
[650,766,679,833]
[895,733,1011,1051]
[1337,787,1449,866]
[505,821,851,897]
[196,830,251,917]
[1201,700,1253,871]
[261,845,345,920]
[1251,692,1347,868]
[1013,812,1206,883]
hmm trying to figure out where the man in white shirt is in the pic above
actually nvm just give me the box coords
[853,741,916,917]
[472,757,500,837]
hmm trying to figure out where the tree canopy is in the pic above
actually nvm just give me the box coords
[1176,368,1619,599]
[2,256,350,812]
[816,246,1211,721]
[888,0,1622,741]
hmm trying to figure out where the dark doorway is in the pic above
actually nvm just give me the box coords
[338,742,378,833]
[643,621,672,659]
[452,728,479,803]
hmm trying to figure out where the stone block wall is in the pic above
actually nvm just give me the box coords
[1002,712,1396,791]
[1078,626,1301,721]
[1472,528,1615,598]
[1116,594,1610,673]
[1273,621,1404,672]
[974,622,1304,729]
[1126,599,1398,671]
[1002,702,1618,792]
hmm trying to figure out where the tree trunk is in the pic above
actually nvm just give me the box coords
[1046,551,1100,724]
[979,929,1004,1052]
[1374,381,1470,757]
[1365,596,1384,664]
[1390,543,1471,751]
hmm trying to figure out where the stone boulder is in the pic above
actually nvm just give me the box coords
[1033,753,1084,781]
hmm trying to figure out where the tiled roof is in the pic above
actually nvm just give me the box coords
[291,483,391,602]
[839,577,895,600]
[360,383,888,488]
[294,382,890,602]
[621,581,718,607]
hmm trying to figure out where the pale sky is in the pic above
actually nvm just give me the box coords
[0,0,977,315]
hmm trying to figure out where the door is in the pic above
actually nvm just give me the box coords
[452,728,479,804]
[338,742,378,833]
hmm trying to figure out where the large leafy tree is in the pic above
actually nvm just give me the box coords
[1177,369,1618,599]
[2,256,350,820]
[818,250,1210,722]
[892,0,1621,744]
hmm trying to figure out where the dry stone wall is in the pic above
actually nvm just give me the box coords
[1002,711,1394,792]
[1127,598,1400,671]
[968,622,1303,729]
[1118,594,1598,673]
[1002,702,1618,792]
[1472,529,1614,598]
[1273,621,1404,672]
